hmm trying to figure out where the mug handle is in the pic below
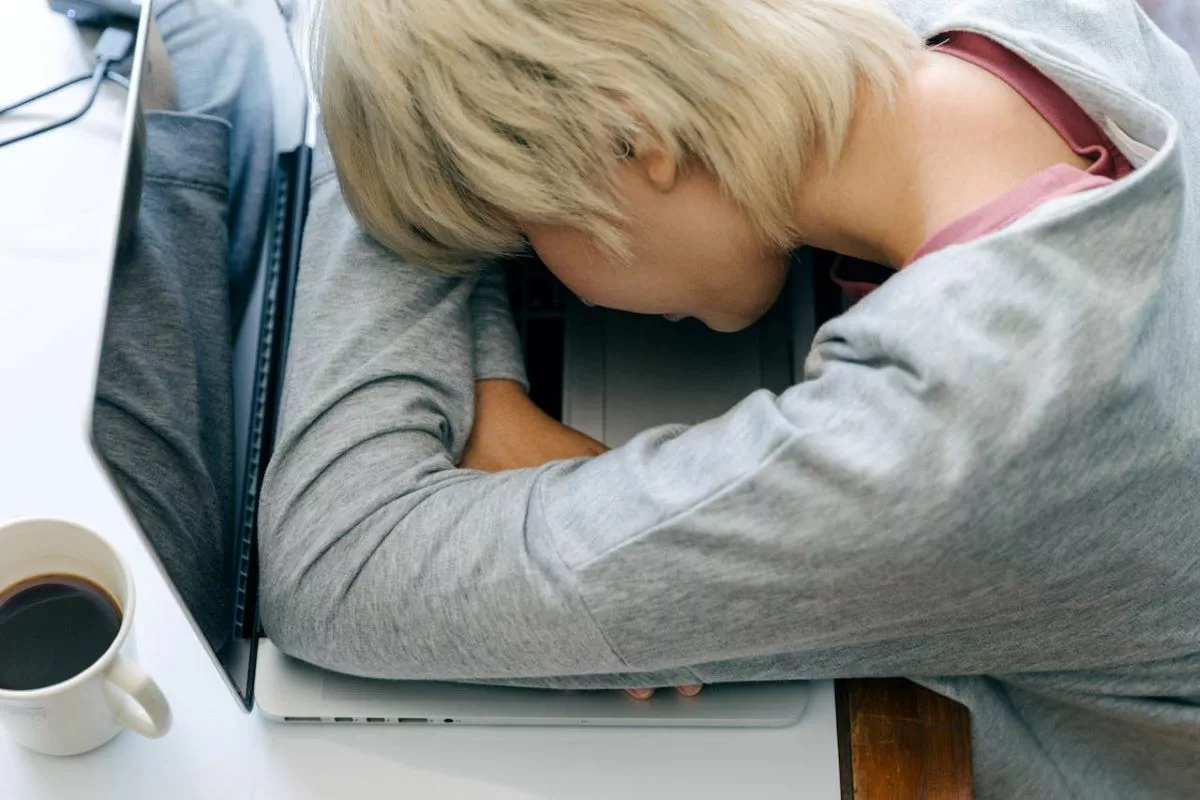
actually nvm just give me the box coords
[101,655,172,738]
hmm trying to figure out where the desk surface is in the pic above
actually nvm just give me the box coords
[0,3,969,798]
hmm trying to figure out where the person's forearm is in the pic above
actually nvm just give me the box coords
[461,379,608,472]
[258,168,634,680]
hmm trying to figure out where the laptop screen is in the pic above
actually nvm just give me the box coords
[89,0,308,709]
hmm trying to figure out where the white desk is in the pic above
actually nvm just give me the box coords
[0,2,840,797]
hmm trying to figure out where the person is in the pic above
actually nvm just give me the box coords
[257,0,1200,797]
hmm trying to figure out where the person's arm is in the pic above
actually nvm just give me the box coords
[260,167,646,683]
[259,175,1180,686]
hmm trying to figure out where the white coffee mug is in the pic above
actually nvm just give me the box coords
[0,518,171,755]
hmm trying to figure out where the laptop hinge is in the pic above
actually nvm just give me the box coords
[231,144,313,707]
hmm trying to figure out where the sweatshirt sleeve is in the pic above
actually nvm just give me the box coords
[308,141,527,389]
[468,264,528,388]
[259,174,1190,685]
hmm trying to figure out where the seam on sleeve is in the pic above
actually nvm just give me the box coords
[536,432,798,683]
[999,680,1075,792]
[333,475,464,605]
[573,434,800,570]
[144,175,228,197]
[534,469,636,671]
[537,461,766,684]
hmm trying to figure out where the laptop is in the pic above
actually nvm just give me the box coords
[89,0,816,727]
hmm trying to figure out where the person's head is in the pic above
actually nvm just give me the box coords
[316,0,918,331]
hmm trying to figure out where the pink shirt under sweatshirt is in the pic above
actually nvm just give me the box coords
[832,31,1134,302]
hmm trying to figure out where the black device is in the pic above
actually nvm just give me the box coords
[48,0,141,28]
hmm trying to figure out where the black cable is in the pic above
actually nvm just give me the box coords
[0,69,128,119]
[0,26,135,150]
[0,72,92,116]
[0,65,106,149]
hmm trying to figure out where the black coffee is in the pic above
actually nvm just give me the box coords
[0,574,122,691]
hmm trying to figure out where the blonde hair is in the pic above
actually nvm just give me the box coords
[314,0,919,271]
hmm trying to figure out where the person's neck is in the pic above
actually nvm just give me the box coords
[793,49,1090,268]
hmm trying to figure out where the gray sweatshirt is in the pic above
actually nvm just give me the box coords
[259,1,1200,797]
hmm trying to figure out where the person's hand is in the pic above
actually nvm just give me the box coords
[461,379,607,471]
[461,380,702,699]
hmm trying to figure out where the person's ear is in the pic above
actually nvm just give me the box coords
[616,114,677,191]
[638,146,679,193]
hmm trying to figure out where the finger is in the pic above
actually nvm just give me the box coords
[676,684,703,697]
[625,688,655,700]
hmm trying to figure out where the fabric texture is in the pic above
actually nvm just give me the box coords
[258,1,1200,797]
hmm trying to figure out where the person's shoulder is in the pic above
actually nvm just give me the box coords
[839,163,1194,345]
